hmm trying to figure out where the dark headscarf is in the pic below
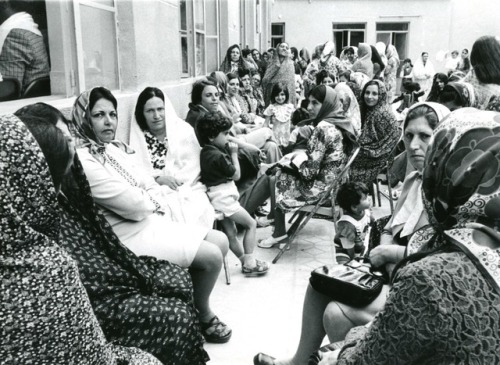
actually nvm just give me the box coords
[420,108,500,293]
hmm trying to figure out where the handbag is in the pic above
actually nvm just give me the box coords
[309,258,385,306]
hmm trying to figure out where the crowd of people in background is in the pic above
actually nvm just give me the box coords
[2,16,500,364]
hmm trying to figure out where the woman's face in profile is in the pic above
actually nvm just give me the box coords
[143,96,165,136]
[404,116,434,172]
[307,95,322,119]
[90,98,117,143]
[200,85,220,112]
[364,84,379,107]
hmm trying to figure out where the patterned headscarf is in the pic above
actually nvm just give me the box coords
[70,88,133,164]
[422,108,500,293]
[262,43,296,106]
[335,82,361,134]
[0,114,125,364]
[443,81,476,108]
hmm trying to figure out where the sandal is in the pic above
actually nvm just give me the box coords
[253,353,276,365]
[242,259,270,276]
[258,234,288,249]
[200,315,232,344]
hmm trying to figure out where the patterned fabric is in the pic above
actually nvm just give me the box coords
[58,156,209,365]
[275,88,353,211]
[334,82,361,135]
[0,28,49,92]
[384,45,400,103]
[337,252,500,364]
[421,108,500,291]
[263,103,295,146]
[144,130,168,171]
[351,43,373,79]
[443,81,475,107]
[303,54,345,96]
[464,69,500,110]
[350,80,401,186]
[262,45,296,107]
[0,114,161,365]
[337,107,500,363]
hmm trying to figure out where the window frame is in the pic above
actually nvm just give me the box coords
[332,22,366,57]
[73,0,121,94]
[271,22,285,48]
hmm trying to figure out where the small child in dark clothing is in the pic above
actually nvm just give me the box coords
[334,182,373,261]
[197,111,269,276]
[392,81,425,114]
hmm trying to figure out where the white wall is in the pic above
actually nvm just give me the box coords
[271,0,500,72]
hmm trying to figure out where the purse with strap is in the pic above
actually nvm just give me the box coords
[309,258,385,307]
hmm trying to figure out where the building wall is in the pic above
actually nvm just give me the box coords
[271,0,500,73]
[0,0,270,141]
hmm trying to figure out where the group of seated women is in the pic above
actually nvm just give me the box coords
[3,35,500,365]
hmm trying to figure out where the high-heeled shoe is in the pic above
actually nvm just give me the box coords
[253,353,276,365]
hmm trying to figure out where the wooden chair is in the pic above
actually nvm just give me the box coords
[0,77,21,101]
[272,146,360,264]
[21,76,51,99]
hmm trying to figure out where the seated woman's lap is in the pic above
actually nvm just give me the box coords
[323,284,390,341]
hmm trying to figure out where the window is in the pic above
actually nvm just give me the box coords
[271,23,285,48]
[179,0,220,77]
[74,0,120,92]
[376,22,409,61]
[332,23,365,57]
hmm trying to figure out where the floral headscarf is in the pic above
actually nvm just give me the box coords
[262,43,296,106]
[352,43,373,79]
[422,108,500,293]
[443,81,476,108]
[334,82,361,134]
[71,88,133,164]
[0,114,129,364]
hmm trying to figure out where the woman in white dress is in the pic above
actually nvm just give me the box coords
[130,87,215,229]
[70,87,232,344]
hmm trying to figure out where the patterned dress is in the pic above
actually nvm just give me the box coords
[263,102,295,147]
[276,121,346,211]
[350,80,400,186]
[0,115,161,365]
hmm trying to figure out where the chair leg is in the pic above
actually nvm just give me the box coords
[273,210,307,264]
[223,256,231,285]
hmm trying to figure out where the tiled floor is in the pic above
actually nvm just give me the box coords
[205,201,391,365]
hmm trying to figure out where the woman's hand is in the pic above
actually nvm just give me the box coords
[155,175,183,190]
[369,244,405,268]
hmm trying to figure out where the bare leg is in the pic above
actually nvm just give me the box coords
[270,284,332,365]
[228,208,257,256]
[204,228,229,256]
[190,241,222,322]
[323,285,390,342]
[220,218,244,258]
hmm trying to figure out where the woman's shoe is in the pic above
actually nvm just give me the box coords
[200,315,232,344]
[253,353,276,365]
[242,259,270,276]
[258,234,288,249]
[256,216,275,227]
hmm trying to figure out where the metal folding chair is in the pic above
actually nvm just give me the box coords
[213,211,231,285]
[272,146,360,263]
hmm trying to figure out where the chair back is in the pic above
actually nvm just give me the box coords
[0,78,21,101]
[22,77,51,99]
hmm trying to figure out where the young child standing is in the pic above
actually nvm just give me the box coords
[197,111,269,276]
[263,82,295,148]
[334,182,373,261]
